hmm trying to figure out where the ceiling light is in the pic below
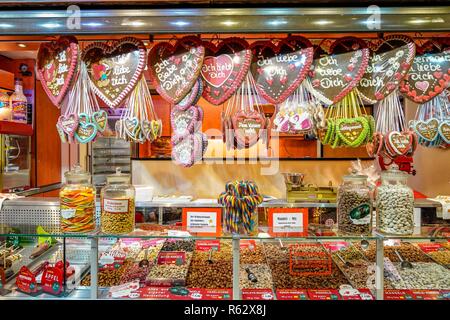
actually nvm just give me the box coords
[0,23,13,28]
[267,20,288,26]
[121,20,145,27]
[83,22,103,27]
[409,19,429,24]
[171,21,190,27]
[221,20,238,26]
[40,22,61,29]
[314,20,333,25]
[17,43,27,48]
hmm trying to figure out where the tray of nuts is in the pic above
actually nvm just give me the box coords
[81,261,133,287]
[145,252,193,287]
[240,241,267,264]
[389,262,450,290]
[414,243,450,269]
[355,241,433,263]
[161,239,195,252]
[239,264,274,290]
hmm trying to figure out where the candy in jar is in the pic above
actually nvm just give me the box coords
[337,171,373,235]
[376,168,414,235]
[101,168,135,234]
[60,165,96,233]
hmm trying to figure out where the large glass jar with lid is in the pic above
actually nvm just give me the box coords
[0,90,12,120]
[376,168,414,235]
[60,165,96,233]
[337,171,373,235]
[101,168,135,234]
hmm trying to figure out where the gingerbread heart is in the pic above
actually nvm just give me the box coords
[176,77,201,109]
[58,113,79,136]
[385,131,413,156]
[309,37,370,105]
[141,119,154,141]
[37,36,79,108]
[92,110,108,132]
[78,113,90,124]
[152,119,163,139]
[335,117,369,147]
[75,122,98,143]
[124,117,140,140]
[438,120,450,144]
[400,41,450,103]
[231,110,266,148]
[82,37,146,108]
[149,36,205,104]
[358,35,415,104]
[366,132,383,157]
[250,36,313,104]
[200,38,252,106]
[170,105,198,137]
[414,118,440,141]
[171,134,198,167]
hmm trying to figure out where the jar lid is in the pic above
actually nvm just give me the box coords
[381,167,408,179]
[106,167,130,184]
[343,169,368,181]
[64,164,90,183]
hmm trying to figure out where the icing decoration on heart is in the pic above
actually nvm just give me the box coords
[75,122,98,143]
[250,36,313,104]
[231,110,265,148]
[201,38,252,105]
[149,36,205,104]
[171,134,199,167]
[82,37,146,108]
[58,113,79,136]
[170,105,198,137]
[438,120,450,144]
[309,37,370,105]
[414,118,440,141]
[37,36,79,107]
[385,131,413,156]
[176,77,201,110]
[400,40,450,103]
[124,117,140,140]
[358,35,416,104]
[335,117,369,147]
[92,110,108,132]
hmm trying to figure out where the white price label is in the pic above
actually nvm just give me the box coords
[186,211,217,233]
[104,199,129,213]
[61,208,76,219]
[272,212,303,233]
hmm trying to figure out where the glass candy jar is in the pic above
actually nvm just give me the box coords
[60,165,96,233]
[101,168,135,234]
[376,168,414,235]
[337,172,373,235]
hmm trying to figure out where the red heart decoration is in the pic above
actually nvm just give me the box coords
[358,35,415,104]
[149,36,205,104]
[37,36,79,107]
[250,36,313,104]
[231,110,265,148]
[200,38,251,106]
[309,37,369,105]
[400,41,450,104]
[83,37,146,108]
[385,131,414,157]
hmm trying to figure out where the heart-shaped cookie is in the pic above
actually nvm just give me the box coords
[124,117,140,140]
[366,132,383,157]
[82,37,146,108]
[75,122,98,143]
[58,113,79,136]
[414,118,440,141]
[335,117,369,147]
[385,131,413,156]
[438,120,450,144]
[149,36,205,104]
[201,38,252,105]
[92,110,108,132]
[358,35,416,104]
[309,37,370,105]
[170,105,199,137]
[141,119,154,141]
[152,119,163,139]
[171,134,198,167]
[250,36,313,104]
[37,36,79,107]
[78,113,90,124]
[176,77,201,109]
[231,110,266,148]
[400,40,450,104]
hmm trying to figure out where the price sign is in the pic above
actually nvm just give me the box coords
[276,289,309,300]
[308,289,341,300]
[157,251,186,265]
[16,266,39,294]
[41,266,64,296]
[268,208,308,236]
[242,289,274,300]
[182,208,222,236]
[195,240,221,251]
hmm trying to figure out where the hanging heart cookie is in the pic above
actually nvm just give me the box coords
[92,109,108,132]
[335,117,369,147]
[57,113,79,137]
[385,131,413,157]
[56,122,68,143]
[141,119,154,142]
[37,36,79,107]
[75,122,98,143]
[124,117,141,140]
[82,37,146,108]
[438,120,450,144]
[176,77,201,110]
[171,134,199,167]
[149,36,205,104]
[170,105,199,137]
[231,110,266,148]
[308,37,370,105]
[250,36,313,104]
[201,38,252,105]
[400,40,450,104]
[414,118,440,141]
[358,35,416,104]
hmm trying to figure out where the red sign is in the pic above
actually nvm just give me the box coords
[195,240,221,252]
[417,243,445,253]
[308,289,341,300]
[16,266,38,294]
[276,289,309,300]
[340,288,375,300]
[384,289,415,300]
[240,240,257,250]
[41,266,64,296]
[157,251,186,265]
[242,289,274,300]
[322,241,350,252]
[411,290,443,300]
[99,250,127,270]
[267,208,308,236]
[169,288,232,300]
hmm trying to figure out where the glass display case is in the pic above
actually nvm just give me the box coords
[0,198,448,300]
